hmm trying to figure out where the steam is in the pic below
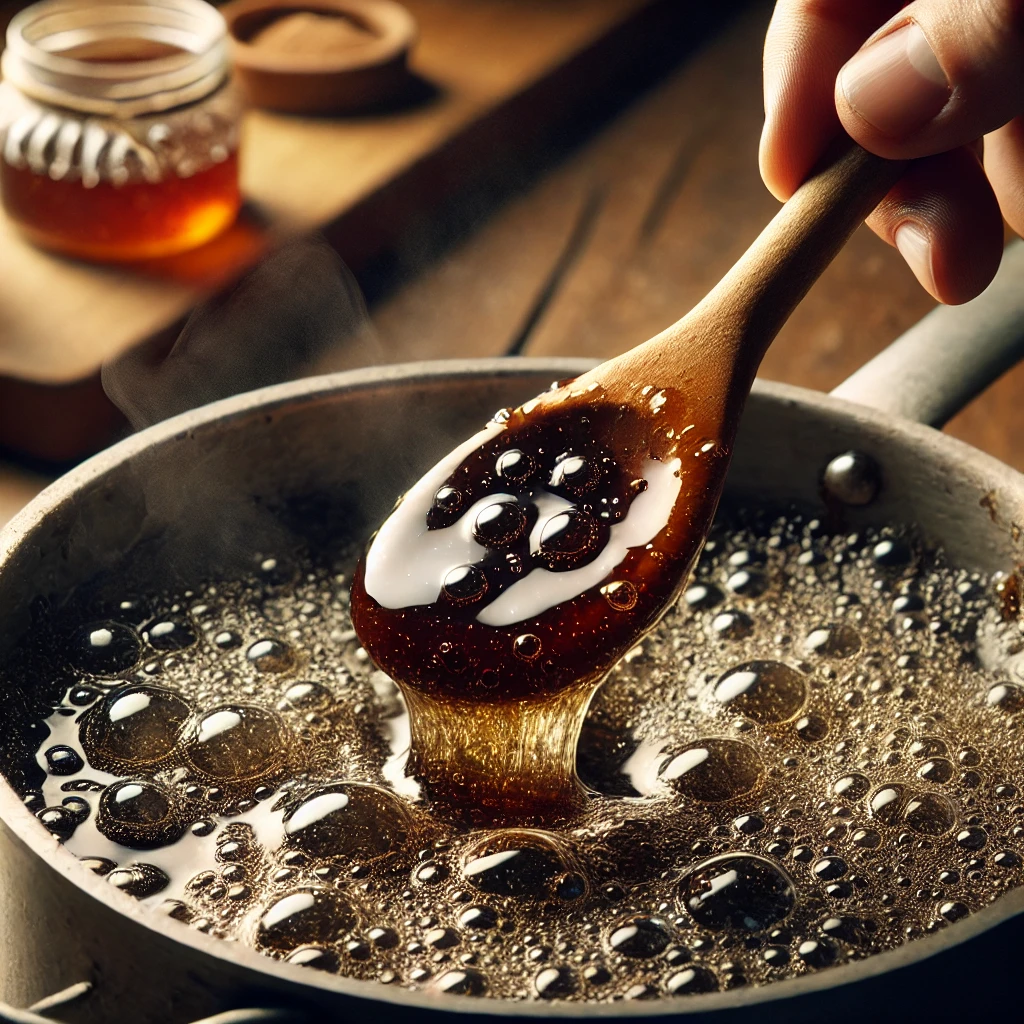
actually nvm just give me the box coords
[102,236,380,430]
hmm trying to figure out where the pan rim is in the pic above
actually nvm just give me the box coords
[2,355,1023,1018]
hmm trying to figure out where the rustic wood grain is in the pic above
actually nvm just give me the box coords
[373,1,1024,472]
[374,4,937,374]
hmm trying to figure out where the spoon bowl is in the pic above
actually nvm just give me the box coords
[351,376,723,822]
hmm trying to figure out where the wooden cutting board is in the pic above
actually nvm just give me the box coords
[0,0,710,460]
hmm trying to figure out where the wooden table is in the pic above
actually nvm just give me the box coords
[2,0,1023,528]
[1,0,702,458]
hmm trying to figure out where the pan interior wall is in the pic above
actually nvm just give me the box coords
[1,376,1024,1008]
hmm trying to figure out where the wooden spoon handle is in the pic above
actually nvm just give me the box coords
[690,141,908,376]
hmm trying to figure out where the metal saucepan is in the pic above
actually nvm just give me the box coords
[2,242,1024,1024]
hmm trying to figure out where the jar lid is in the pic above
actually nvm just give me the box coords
[2,0,229,118]
[221,0,416,114]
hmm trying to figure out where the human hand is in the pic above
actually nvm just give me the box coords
[759,0,1024,304]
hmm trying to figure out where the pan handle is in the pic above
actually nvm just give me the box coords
[831,238,1024,427]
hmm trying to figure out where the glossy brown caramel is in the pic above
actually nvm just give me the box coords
[1,153,240,261]
[351,381,730,823]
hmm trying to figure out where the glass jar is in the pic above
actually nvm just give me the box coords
[0,0,242,261]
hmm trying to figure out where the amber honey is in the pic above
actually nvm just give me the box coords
[1,153,240,261]
[0,0,241,262]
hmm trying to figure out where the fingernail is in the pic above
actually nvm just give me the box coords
[839,22,949,137]
[895,222,936,294]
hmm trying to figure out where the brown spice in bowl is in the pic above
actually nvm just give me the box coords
[222,0,416,113]
[250,11,375,55]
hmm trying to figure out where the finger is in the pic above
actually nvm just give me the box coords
[760,0,900,199]
[864,146,1004,304]
[836,0,1024,158]
[985,115,1024,238]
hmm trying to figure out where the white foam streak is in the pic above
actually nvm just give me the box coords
[363,423,503,608]
[476,459,681,626]
[364,439,682,629]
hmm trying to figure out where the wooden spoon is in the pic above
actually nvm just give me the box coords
[351,142,906,824]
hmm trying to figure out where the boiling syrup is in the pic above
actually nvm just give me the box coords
[6,510,1024,1002]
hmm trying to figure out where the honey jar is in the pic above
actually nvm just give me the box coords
[0,0,243,261]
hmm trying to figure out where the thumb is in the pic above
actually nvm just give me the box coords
[835,0,1024,158]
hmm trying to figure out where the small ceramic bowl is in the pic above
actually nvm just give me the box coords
[222,0,417,114]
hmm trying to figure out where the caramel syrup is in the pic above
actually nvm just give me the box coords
[351,383,728,823]
[1,152,240,262]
